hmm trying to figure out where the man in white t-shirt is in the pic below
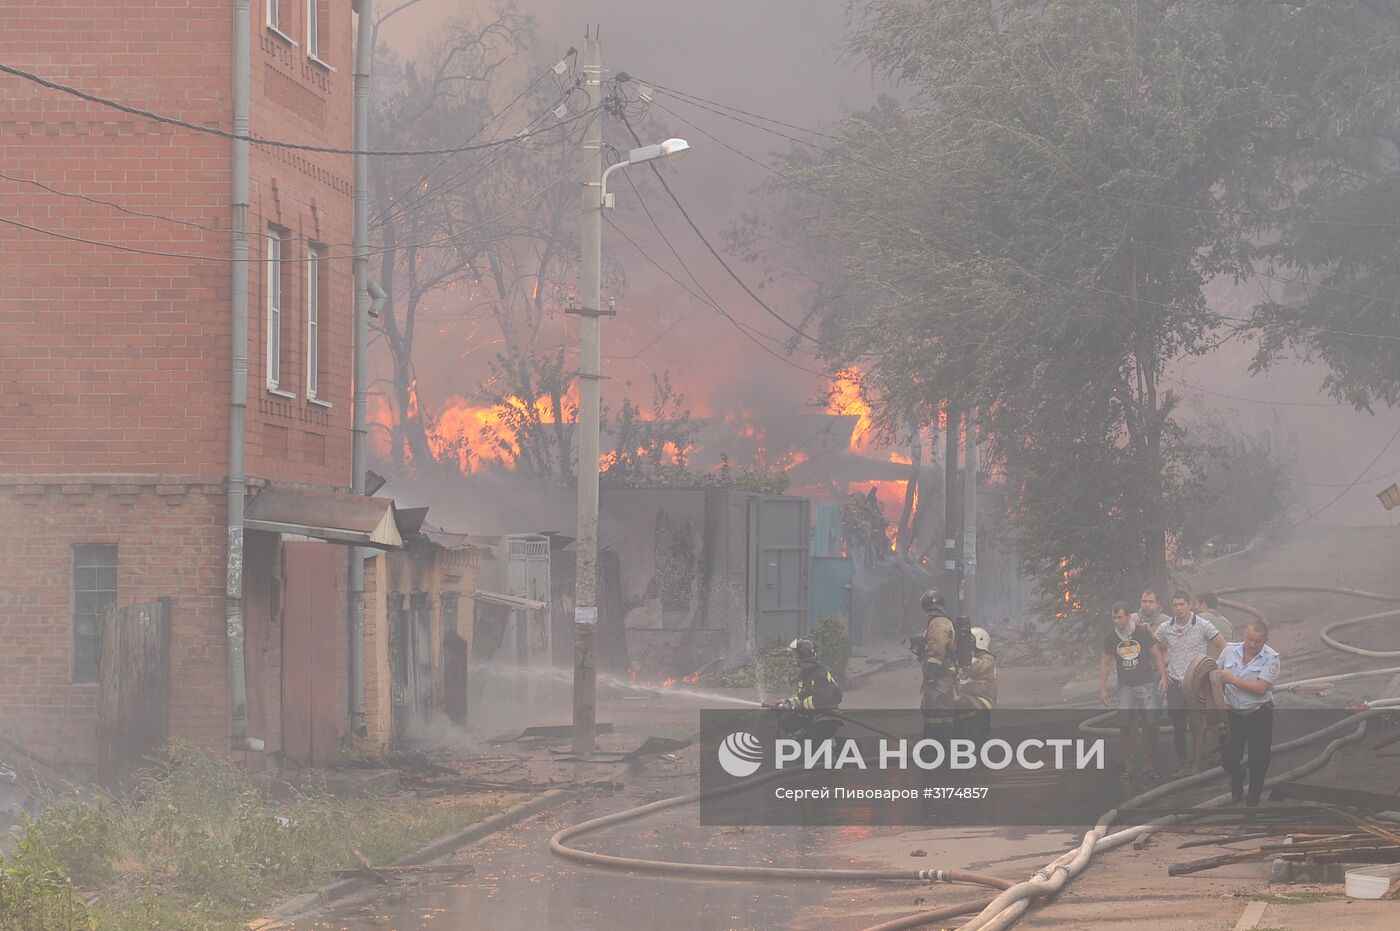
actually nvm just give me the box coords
[1154,591,1226,775]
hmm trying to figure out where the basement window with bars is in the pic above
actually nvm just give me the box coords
[73,544,117,683]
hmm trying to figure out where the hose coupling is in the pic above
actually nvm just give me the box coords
[918,869,947,882]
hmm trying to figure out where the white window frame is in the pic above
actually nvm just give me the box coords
[306,244,322,400]
[266,230,283,391]
[266,0,298,46]
[306,0,320,60]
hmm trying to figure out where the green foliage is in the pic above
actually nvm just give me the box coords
[1175,420,1295,559]
[18,801,117,889]
[600,373,697,488]
[0,824,91,931]
[812,613,851,685]
[842,490,890,562]
[747,0,1400,629]
[2,742,511,931]
[703,641,799,693]
[700,455,790,494]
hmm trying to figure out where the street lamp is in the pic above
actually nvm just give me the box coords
[600,138,691,208]
[571,36,691,753]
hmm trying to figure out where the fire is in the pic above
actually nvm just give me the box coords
[658,669,704,688]
[1055,557,1083,618]
[828,367,874,451]
[426,392,564,472]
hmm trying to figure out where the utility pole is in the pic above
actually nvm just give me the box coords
[943,402,962,618]
[571,30,603,753]
[961,408,978,623]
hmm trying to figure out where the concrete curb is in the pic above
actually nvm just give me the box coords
[248,755,649,929]
[248,787,572,929]
[1232,899,1268,931]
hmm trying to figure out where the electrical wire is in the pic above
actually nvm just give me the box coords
[603,213,828,377]
[1300,422,1400,522]
[621,74,841,142]
[370,67,579,231]
[0,60,590,157]
[650,99,1400,347]
[1159,374,1338,408]
[616,109,838,355]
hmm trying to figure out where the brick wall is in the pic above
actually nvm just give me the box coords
[0,3,357,763]
[0,477,228,764]
[0,2,356,485]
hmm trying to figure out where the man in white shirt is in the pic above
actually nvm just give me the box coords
[1154,591,1226,775]
[1218,620,1280,807]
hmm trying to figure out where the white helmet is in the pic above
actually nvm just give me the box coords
[971,627,991,651]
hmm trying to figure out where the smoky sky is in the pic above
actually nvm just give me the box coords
[376,1,1400,527]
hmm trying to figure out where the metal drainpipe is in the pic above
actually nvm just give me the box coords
[348,0,373,737]
[226,0,261,752]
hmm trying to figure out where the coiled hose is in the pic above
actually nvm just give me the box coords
[544,585,1400,930]
[972,584,1400,930]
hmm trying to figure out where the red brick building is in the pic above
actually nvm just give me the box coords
[0,1,377,769]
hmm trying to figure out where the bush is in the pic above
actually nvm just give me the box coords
[19,801,117,888]
[0,823,91,930]
[813,613,851,685]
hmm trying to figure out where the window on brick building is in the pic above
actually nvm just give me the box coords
[307,244,324,400]
[266,0,280,31]
[267,228,289,393]
[307,0,321,60]
[73,544,117,683]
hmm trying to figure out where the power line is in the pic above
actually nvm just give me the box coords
[0,61,591,157]
[621,74,841,143]
[602,213,827,377]
[1,161,589,264]
[616,109,837,355]
[1301,423,1400,521]
[0,171,236,236]
[371,65,579,231]
[1161,374,1339,408]
[654,100,1400,347]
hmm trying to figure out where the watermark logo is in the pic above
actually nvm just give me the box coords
[717,731,764,777]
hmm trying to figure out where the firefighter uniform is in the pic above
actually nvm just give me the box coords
[956,648,997,743]
[777,658,843,712]
[921,613,959,739]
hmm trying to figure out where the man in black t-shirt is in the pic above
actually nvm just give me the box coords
[1099,601,1168,781]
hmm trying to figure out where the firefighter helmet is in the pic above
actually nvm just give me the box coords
[920,589,945,614]
[971,627,991,652]
[787,638,817,661]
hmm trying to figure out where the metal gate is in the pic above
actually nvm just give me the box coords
[505,533,551,666]
[748,495,811,648]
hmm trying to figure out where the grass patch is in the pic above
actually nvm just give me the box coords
[1249,891,1339,905]
[1,742,519,931]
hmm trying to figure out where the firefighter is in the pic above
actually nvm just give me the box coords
[763,638,843,712]
[914,589,960,741]
[955,627,997,745]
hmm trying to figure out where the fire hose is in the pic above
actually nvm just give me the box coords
[545,586,1400,930]
[974,585,1400,924]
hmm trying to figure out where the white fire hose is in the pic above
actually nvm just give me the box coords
[960,584,1400,930]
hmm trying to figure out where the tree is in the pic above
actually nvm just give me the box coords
[1242,4,1400,409]
[756,0,1335,624]
[368,5,586,478]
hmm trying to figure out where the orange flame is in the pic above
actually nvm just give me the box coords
[828,367,874,451]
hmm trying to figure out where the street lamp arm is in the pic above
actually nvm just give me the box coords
[599,159,633,204]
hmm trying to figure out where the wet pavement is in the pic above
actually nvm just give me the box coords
[286,781,909,931]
